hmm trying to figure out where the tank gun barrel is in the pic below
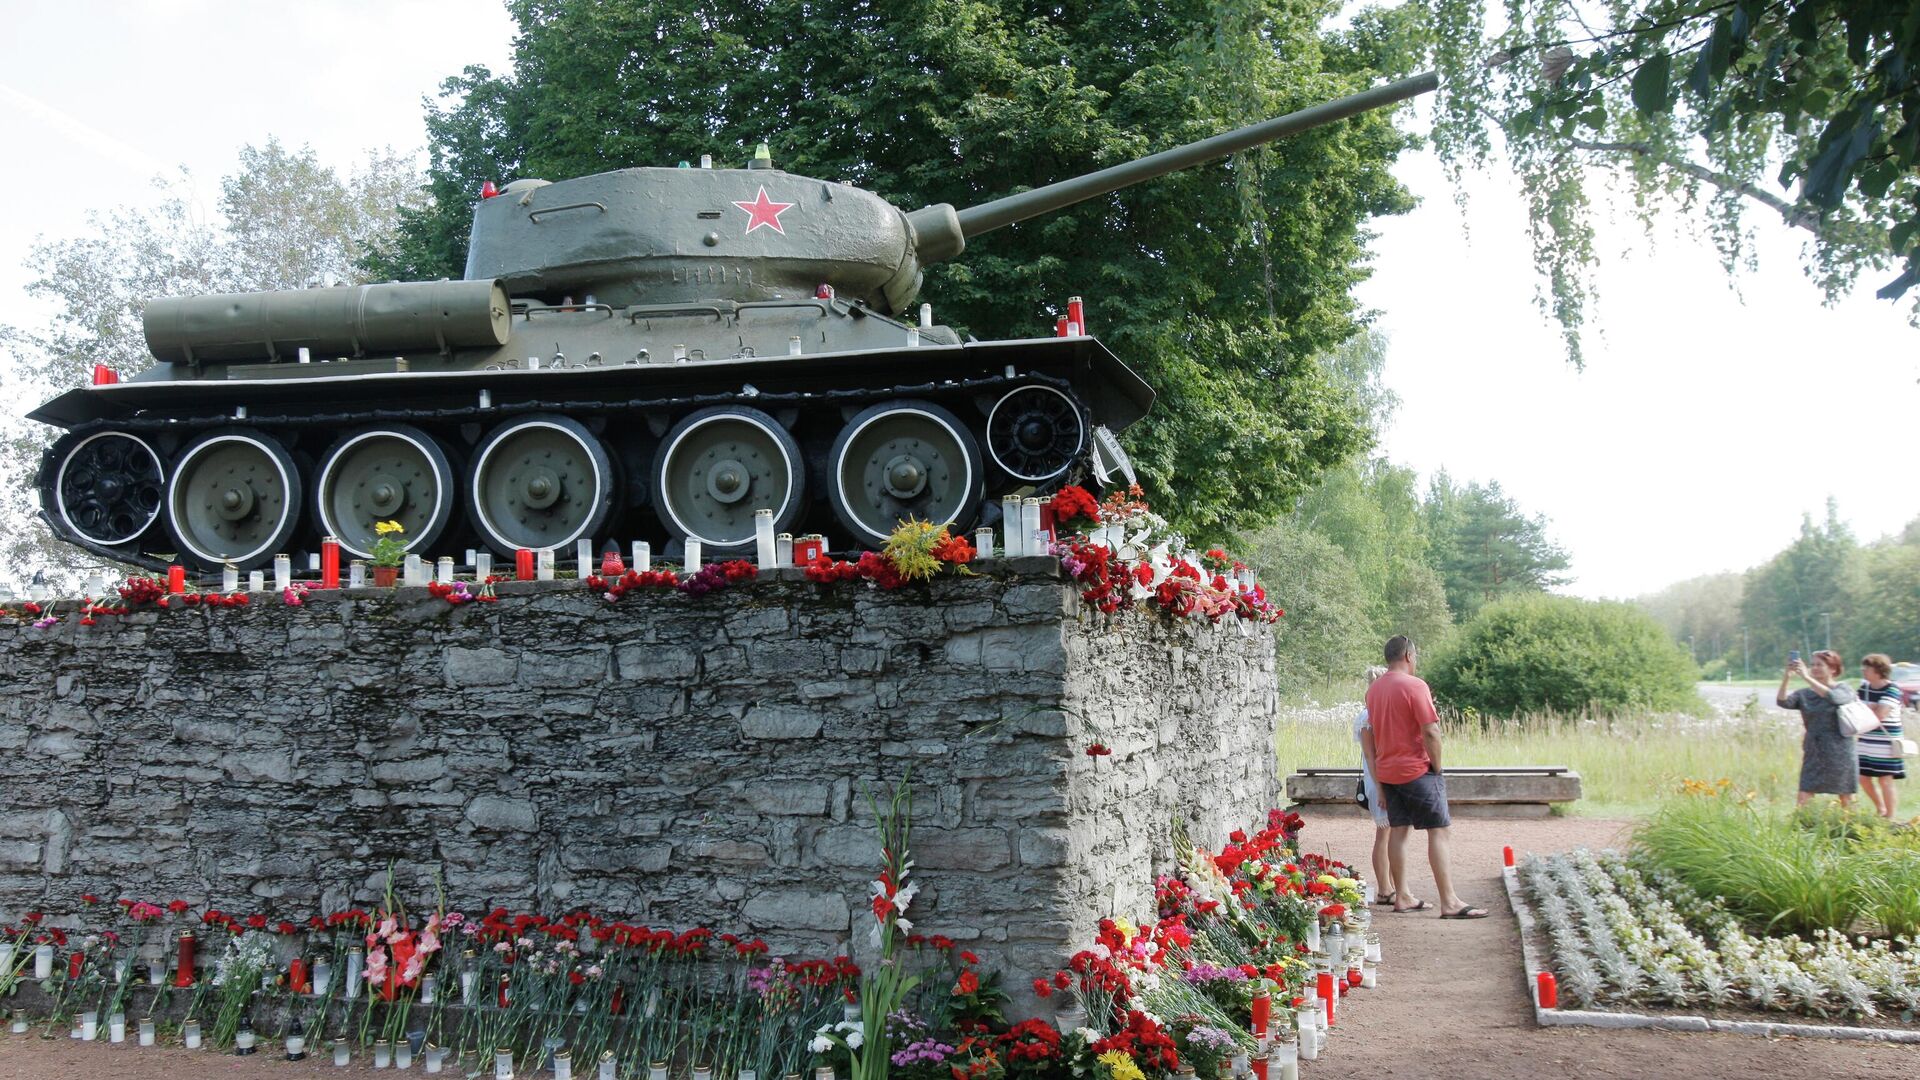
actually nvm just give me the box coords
[907,71,1437,263]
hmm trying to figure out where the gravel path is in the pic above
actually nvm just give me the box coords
[1297,811,1917,1078]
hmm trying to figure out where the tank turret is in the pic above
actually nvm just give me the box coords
[31,73,1436,572]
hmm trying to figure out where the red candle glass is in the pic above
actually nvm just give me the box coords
[320,539,341,589]
[1347,966,1362,988]
[1536,971,1558,1009]
[794,536,824,563]
[515,549,535,581]
[1067,296,1086,336]
[601,549,625,576]
[174,931,195,988]
[1317,972,1336,1024]
[290,957,310,993]
[1250,992,1270,1036]
[167,564,186,594]
[1503,845,1515,867]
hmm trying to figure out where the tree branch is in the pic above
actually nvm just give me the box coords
[1564,137,1825,235]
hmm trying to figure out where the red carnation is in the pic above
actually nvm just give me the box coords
[960,950,979,965]
[1032,978,1052,998]
[1086,743,1112,758]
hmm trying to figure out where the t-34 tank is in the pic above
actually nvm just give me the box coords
[30,73,1436,572]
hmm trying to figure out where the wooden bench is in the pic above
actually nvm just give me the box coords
[1285,765,1582,819]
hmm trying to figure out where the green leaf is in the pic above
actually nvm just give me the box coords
[1631,52,1672,116]
[1708,19,1734,81]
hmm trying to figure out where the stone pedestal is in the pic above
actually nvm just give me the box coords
[0,561,1277,1000]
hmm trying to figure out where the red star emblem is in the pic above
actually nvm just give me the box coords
[732,186,795,235]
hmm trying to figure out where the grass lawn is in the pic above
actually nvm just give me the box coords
[1276,706,1802,819]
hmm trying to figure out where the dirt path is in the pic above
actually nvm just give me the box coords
[1298,811,1917,1078]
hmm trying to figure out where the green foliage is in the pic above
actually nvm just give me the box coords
[1404,0,1920,362]
[1635,571,1745,669]
[1425,593,1703,717]
[1740,499,1856,661]
[370,0,1425,538]
[1634,794,1920,938]
[1421,472,1570,618]
[1241,518,1380,693]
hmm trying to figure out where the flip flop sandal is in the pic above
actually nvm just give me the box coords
[1440,906,1490,920]
[1374,891,1397,907]
[1392,899,1431,913]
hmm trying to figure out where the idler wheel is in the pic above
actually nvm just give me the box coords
[985,384,1085,482]
[165,428,304,571]
[469,414,614,556]
[49,431,165,547]
[314,425,458,559]
[652,405,804,549]
[827,399,982,546]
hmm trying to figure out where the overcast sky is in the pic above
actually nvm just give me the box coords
[2,1,1914,599]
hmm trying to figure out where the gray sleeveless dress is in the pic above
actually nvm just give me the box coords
[1783,686,1859,795]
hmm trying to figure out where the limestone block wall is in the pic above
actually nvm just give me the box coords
[0,562,1277,998]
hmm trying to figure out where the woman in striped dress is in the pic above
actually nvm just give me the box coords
[1858,653,1906,819]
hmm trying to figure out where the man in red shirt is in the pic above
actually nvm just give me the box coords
[1360,635,1487,919]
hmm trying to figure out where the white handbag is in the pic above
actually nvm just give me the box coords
[1834,694,1881,737]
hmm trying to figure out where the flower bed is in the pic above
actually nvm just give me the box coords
[1520,849,1920,1025]
[0,799,1380,1075]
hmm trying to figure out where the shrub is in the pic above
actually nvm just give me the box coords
[1424,593,1702,717]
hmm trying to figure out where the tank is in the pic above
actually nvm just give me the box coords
[30,73,1437,572]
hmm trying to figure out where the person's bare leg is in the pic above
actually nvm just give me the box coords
[1861,775,1888,817]
[1426,826,1467,913]
[1838,793,1853,810]
[1387,826,1418,910]
[1881,776,1899,819]
[1796,790,1813,806]
[1370,826,1394,900]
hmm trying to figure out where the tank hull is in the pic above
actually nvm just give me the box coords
[35,335,1149,572]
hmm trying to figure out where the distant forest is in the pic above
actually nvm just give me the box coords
[1637,501,1920,675]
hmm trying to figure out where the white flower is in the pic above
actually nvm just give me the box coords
[809,1035,833,1054]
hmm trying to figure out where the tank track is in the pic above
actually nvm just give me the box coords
[38,371,1091,575]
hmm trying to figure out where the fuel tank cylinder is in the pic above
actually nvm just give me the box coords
[143,279,512,364]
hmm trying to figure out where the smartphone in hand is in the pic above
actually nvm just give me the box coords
[1789,650,1801,663]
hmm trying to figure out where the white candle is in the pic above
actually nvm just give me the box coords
[221,563,239,594]
[1362,960,1377,988]
[349,561,366,588]
[554,1052,572,1080]
[273,554,291,591]
[183,1019,202,1049]
[404,553,426,586]
[313,958,332,996]
[147,959,164,985]
[437,557,455,585]
[599,1053,617,1080]
[34,944,53,979]
[461,970,476,1004]
[1295,1012,1318,1060]
[138,1018,156,1046]
[248,570,265,592]
[426,1045,447,1073]
[396,1041,413,1068]
[632,541,650,573]
[10,1009,26,1034]
[496,1048,516,1079]
[81,1010,98,1041]
[334,1040,351,1066]
[465,548,477,567]
[345,949,363,999]
[755,509,777,566]
[374,1040,392,1067]
[775,533,793,567]
[421,972,438,1004]
[575,538,593,573]
[1268,1038,1298,1080]
[1021,497,1042,548]
[108,1012,125,1042]
[537,548,556,581]
[1032,529,1050,555]
[974,527,993,559]
[1001,496,1024,555]
[684,538,702,573]
[235,1028,256,1053]
[475,553,493,580]
[287,1034,306,1060]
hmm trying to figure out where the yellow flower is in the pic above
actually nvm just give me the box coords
[1110,916,1137,945]
[1098,1052,1146,1080]
[374,520,406,536]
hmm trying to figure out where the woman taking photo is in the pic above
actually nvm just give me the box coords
[1777,650,1858,808]
[1857,653,1905,819]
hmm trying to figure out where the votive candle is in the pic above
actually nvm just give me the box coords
[10,1009,27,1034]
[272,554,291,591]
[684,538,702,573]
[576,538,593,573]
[167,564,186,594]
[775,533,793,567]
[396,1041,413,1068]
[334,1040,351,1066]
[515,549,535,581]
[536,548,555,581]
[248,570,265,592]
[755,509,777,566]
[974,527,993,559]
[321,537,341,588]
[108,1011,125,1042]
[235,1028,256,1055]
[425,1044,447,1073]
[496,1047,516,1079]
[183,1019,202,1049]
[632,541,650,572]
[1294,1011,1317,1061]
[313,957,332,995]
[437,556,455,585]
[475,553,493,580]
[374,1039,392,1067]
[403,553,426,586]
[221,562,239,594]
[599,1051,617,1080]
[81,1010,98,1040]
[286,1034,307,1061]
[1021,497,1042,548]
[554,1050,572,1080]
[1001,496,1023,556]
[33,943,53,979]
